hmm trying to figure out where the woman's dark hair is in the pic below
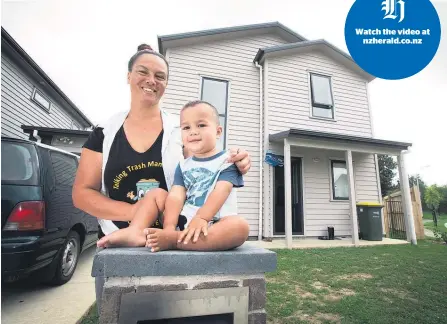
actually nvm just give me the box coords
[128,44,169,78]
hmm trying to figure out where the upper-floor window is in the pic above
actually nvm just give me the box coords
[200,77,229,151]
[310,73,334,119]
[31,87,51,112]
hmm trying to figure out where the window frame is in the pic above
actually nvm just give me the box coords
[309,72,335,120]
[31,87,52,112]
[330,159,350,201]
[199,76,229,150]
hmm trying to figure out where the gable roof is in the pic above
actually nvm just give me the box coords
[254,39,375,82]
[157,21,307,55]
[1,27,94,128]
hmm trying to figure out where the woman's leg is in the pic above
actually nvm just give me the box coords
[146,215,249,252]
[97,189,168,247]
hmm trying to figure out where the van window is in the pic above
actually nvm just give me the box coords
[1,142,39,185]
[50,152,78,186]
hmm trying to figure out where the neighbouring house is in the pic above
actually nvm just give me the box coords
[1,27,93,154]
[157,22,417,246]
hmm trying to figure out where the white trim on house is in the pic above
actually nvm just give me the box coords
[284,138,293,248]
[263,60,271,239]
[284,137,404,156]
[345,149,359,245]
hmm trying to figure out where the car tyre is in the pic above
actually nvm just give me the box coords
[48,230,81,286]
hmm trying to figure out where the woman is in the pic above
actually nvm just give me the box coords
[72,44,251,240]
[73,44,251,314]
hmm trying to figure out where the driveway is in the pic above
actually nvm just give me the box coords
[2,246,96,324]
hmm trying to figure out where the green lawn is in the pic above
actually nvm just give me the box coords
[81,241,446,324]
[266,240,446,324]
[424,213,447,233]
[423,210,447,220]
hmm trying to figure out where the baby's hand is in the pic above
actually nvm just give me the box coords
[178,216,208,244]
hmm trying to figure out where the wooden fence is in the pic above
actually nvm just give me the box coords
[383,186,425,239]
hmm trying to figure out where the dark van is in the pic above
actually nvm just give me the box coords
[1,137,98,285]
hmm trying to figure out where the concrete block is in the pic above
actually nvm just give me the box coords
[193,280,240,290]
[136,283,188,294]
[100,285,135,324]
[92,243,276,278]
[243,277,266,311]
[248,309,267,324]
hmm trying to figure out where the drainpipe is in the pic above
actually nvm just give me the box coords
[255,61,263,241]
[32,130,42,143]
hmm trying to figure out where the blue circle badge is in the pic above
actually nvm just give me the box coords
[345,0,441,80]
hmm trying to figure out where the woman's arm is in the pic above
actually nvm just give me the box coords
[72,148,136,221]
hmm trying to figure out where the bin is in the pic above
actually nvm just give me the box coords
[356,202,384,241]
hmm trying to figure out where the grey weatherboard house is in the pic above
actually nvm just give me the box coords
[157,22,417,247]
[1,27,94,154]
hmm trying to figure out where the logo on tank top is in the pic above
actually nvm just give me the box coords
[127,178,160,201]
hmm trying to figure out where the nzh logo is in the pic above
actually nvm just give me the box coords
[382,0,405,23]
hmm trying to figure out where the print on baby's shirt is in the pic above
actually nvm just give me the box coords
[183,167,219,207]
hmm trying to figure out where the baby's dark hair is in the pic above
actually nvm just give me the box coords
[128,44,169,78]
[181,100,220,125]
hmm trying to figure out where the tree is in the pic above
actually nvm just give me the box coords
[378,155,398,197]
[438,185,447,214]
[424,185,443,226]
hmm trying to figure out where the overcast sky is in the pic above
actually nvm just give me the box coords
[2,0,446,186]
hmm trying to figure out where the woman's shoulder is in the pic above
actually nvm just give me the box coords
[83,126,104,153]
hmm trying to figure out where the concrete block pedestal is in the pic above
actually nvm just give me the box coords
[92,243,276,324]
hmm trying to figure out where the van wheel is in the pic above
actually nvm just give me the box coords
[48,231,81,285]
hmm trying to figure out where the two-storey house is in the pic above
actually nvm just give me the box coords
[1,27,94,154]
[157,22,417,247]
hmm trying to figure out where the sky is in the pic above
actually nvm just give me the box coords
[2,0,446,186]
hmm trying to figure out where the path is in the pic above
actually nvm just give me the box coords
[2,246,96,324]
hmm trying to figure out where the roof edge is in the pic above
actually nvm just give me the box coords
[1,27,94,127]
[254,39,375,82]
[269,128,412,150]
[158,21,307,55]
[21,125,92,136]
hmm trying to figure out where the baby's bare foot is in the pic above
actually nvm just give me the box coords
[145,228,179,252]
[97,227,146,248]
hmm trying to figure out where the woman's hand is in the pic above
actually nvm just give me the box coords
[227,148,251,175]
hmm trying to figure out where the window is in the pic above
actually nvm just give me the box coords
[200,77,229,150]
[310,73,334,119]
[331,160,349,200]
[50,151,78,186]
[31,87,51,112]
[1,142,39,185]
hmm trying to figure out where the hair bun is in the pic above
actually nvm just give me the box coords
[137,44,153,51]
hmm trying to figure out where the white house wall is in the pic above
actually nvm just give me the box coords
[1,54,82,139]
[161,34,288,237]
[268,144,380,237]
[266,51,373,137]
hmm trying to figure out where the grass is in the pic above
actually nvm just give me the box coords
[266,240,446,324]
[80,303,98,324]
[80,241,446,324]
[423,211,447,233]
